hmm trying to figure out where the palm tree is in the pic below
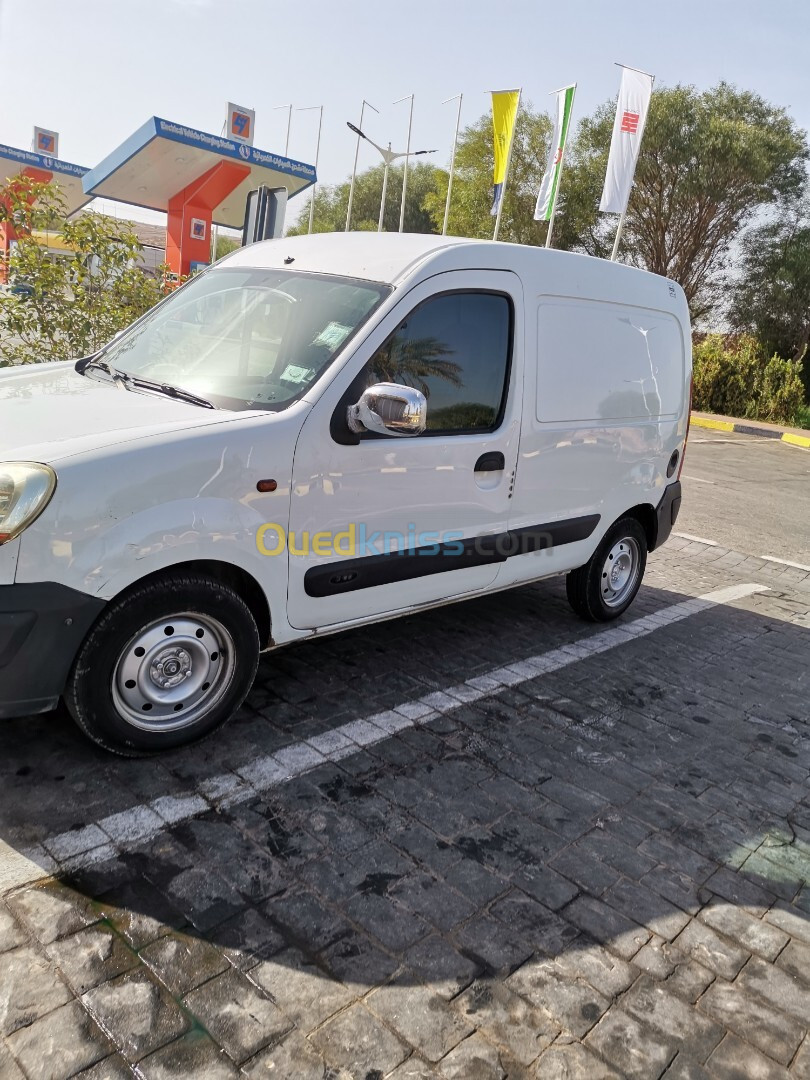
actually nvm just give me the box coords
[369,333,463,398]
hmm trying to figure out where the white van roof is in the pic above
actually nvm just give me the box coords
[224,232,483,285]
[223,232,686,314]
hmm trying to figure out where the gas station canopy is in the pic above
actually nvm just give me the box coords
[82,117,316,229]
[0,143,90,215]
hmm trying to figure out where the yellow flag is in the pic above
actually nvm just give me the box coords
[491,89,521,217]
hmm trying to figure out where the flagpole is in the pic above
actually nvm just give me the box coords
[310,105,323,235]
[493,88,521,242]
[613,61,655,79]
[346,99,379,231]
[394,94,415,233]
[442,93,463,236]
[610,65,655,262]
[545,83,576,250]
[610,214,626,261]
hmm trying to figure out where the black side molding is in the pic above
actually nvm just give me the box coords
[304,514,600,598]
[510,516,601,555]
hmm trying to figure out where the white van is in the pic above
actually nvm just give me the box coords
[0,234,689,754]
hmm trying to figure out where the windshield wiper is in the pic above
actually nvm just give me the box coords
[76,355,121,381]
[75,356,215,410]
[125,376,216,410]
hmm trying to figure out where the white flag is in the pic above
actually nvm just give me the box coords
[599,66,653,215]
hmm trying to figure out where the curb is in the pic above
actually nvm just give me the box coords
[690,414,810,449]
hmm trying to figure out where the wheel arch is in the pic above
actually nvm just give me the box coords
[107,559,273,649]
[624,502,658,552]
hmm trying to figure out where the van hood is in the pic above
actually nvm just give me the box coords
[0,361,237,462]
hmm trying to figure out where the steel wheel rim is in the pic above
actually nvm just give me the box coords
[601,536,641,608]
[111,612,236,732]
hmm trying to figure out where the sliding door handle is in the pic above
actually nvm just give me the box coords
[474,451,505,472]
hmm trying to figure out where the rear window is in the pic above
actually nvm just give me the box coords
[537,299,685,422]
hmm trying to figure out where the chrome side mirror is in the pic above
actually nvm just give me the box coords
[347,382,427,437]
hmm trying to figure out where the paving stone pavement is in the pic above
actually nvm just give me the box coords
[0,536,808,1078]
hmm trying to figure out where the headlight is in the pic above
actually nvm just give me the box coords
[0,463,57,545]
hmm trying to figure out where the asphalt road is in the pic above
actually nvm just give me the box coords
[678,428,810,567]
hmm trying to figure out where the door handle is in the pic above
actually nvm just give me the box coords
[474,451,505,472]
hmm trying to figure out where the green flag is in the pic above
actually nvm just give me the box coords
[534,84,576,222]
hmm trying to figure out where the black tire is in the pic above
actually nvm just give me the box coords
[65,572,260,756]
[566,516,647,622]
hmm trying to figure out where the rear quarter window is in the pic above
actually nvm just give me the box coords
[537,298,685,423]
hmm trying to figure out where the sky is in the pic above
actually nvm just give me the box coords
[1,0,809,230]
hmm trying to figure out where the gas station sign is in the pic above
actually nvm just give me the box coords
[227,103,255,145]
[33,127,59,157]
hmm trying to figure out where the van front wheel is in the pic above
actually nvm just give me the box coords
[566,517,647,622]
[65,573,260,756]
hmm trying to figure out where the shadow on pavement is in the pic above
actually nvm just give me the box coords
[1,574,808,1077]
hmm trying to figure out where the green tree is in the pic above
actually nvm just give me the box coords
[554,83,808,319]
[424,105,553,244]
[368,334,461,398]
[728,202,810,395]
[214,233,240,260]
[288,161,440,235]
[0,178,169,366]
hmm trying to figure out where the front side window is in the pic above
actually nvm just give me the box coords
[363,291,512,434]
[97,267,390,412]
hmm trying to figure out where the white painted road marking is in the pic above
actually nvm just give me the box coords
[681,474,715,485]
[0,582,768,895]
[759,555,810,573]
[690,437,759,444]
[674,532,719,546]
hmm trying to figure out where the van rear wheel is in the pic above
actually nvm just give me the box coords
[566,516,647,622]
[65,573,260,756]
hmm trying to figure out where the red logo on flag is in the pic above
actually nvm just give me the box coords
[621,111,640,134]
[553,147,563,165]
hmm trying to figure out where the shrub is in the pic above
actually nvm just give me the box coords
[0,177,169,367]
[692,333,805,424]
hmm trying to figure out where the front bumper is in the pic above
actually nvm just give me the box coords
[0,583,105,719]
[653,480,682,550]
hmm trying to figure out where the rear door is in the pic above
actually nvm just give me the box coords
[505,295,686,586]
[285,270,523,630]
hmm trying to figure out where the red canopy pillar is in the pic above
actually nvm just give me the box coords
[165,159,251,278]
[0,166,52,284]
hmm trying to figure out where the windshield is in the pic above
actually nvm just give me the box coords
[98,267,391,411]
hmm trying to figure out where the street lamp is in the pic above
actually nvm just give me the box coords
[273,104,293,155]
[346,121,436,233]
[346,100,379,231]
[441,93,463,236]
[393,94,413,233]
[297,105,323,235]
